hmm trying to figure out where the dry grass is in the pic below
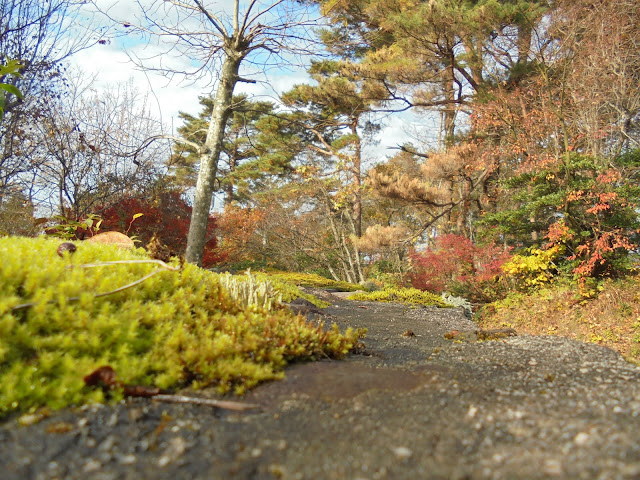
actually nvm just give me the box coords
[476,275,640,364]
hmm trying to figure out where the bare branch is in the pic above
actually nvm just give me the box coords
[152,394,260,411]
[192,0,228,37]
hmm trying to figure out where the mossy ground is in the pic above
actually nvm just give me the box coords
[265,271,361,292]
[0,236,364,419]
[347,287,450,308]
[476,275,640,364]
[255,272,332,307]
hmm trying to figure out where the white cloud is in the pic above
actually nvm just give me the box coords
[70,43,202,131]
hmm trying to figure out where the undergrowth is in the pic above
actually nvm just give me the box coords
[476,275,640,364]
[217,271,283,310]
[0,236,365,419]
[217,270,330,309]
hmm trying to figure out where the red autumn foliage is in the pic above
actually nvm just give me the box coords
[409,234,512,302]
[98,191,225,267]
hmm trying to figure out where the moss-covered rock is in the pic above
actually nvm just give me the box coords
[0,236,365,418]
[347,287,450,307]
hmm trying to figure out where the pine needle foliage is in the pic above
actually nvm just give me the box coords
[0,236,364,418]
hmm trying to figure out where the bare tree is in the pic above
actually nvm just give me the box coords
[32,72,166,219]
[0,0,104,201]
[93,0,324,266]
[0,0,101,115]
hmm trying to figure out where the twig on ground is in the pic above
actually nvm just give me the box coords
[84,366,261,412]
[152,395,260,411]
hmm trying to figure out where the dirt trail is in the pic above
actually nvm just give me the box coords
[3,296,640,479]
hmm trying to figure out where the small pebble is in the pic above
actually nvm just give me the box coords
[573,432,590,446]
[251,448,262,458]
[158,437,187,467]
[543,459,564,475]
[98,436,116,453]
[106,413,118,428]
[118,454,137,465]
[391,446,412,460]
[83,459,101,473]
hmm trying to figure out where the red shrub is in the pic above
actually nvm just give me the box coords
[98,191,225,267]
[409,234,511,301]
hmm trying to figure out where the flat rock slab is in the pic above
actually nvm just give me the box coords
[3,299,640,479]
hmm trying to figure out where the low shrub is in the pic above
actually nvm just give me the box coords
[440,293,473,318]
[255,273,330,308]
[0,236,365,419]
[347,287,450,307]
[217,271,283,310]
[408,234,512,302]
[501,245,562,290]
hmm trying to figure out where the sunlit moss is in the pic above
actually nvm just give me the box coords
[348,287,450,307]
[265,271,361,292]
[0,236,365,418]
[218,270,330,309]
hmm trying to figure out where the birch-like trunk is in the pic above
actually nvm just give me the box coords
[186,52,242,265]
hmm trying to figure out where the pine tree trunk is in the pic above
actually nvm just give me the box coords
[186,53,242,266]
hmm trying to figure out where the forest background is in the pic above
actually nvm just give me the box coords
[2,0,640,359]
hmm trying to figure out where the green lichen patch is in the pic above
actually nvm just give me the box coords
[0,236,365,419]
[347,287,450,307]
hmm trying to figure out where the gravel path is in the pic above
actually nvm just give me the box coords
[3,296,640,479]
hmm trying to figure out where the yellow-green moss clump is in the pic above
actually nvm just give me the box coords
[266,271,361,292]
[254,273,331,308]
[348,287,450,307]
[0,236,365,419]
[217,271,330,309]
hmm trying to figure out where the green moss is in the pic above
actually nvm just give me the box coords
[347,287,450,307]
[254,273,330,308]
[266,271,361,292]
[0,236,365,418]
[217,271,283,310]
